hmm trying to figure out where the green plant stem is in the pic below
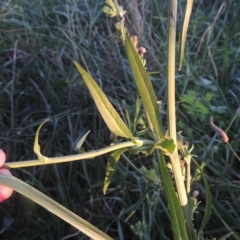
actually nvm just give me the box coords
[185,157,191,195]
[167,0,177,143]
[167,0,195,238]
[4,139,155,169]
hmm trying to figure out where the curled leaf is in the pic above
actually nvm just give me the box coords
[34,119,49,162]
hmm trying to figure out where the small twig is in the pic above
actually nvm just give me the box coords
[11,40,18,129]
[212,3,226,26]
[225,107,240,133]
[195,3,226,60]
[225,142,240,162]
[208,47,218,81]
[195,27,212,59]
[209,116,240,162]
[61,231,80,240]
[209,116,229,142]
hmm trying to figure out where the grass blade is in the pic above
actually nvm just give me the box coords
[212,205,240,240]
[192,158,212,239]
[0,174,113,240]
[178,0,194,70]
[125,186,154,221]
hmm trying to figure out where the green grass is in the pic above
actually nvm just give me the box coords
[0,0,240,239]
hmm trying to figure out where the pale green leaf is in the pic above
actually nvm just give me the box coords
[103,6,117,17]
[155,137,176,156]
[105,0,115,9]
[0,174,113,240]
[74,61,135,143]
[103,148,127,194]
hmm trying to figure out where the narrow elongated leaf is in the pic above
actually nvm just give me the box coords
[158,151,189,240]
[74,61,135,143]
[178,0,194,70]
[125,34,164,141]
[192,159,212,239]
[103,148,127,194]
[0,174,113,240]
[125,186,154,221]
[125,34,188,237]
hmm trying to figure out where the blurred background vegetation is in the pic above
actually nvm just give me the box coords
[0,0,240,239]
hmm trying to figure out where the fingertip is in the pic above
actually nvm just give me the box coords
[0,169,13,202]
[0,149,6,167]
